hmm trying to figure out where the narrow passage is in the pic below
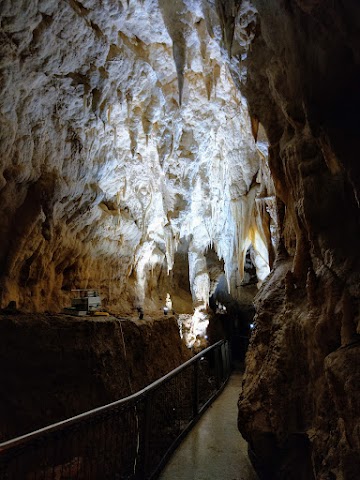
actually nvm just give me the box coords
[159,373,258,480]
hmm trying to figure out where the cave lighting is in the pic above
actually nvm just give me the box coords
[187,306,210,348]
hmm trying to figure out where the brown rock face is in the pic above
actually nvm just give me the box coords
[234,1,360,479]
[0,314,190,441]
[1,1,359,477]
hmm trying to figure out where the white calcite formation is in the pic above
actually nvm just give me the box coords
[4,2,359,478]
[0,0,274,315]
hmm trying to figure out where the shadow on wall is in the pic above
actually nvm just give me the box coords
[247,432,314,480]
[207,249,258,369]
[207,306,255,370]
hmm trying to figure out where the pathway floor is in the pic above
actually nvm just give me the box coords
[158,372,259,480]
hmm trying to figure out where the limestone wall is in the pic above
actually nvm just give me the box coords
[227,1,360,478]
[0,0,272,315]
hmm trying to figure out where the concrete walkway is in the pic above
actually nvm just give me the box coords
[159,373,258,480]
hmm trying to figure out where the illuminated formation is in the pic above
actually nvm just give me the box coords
[1,1,359,479]
[0,0,274,321]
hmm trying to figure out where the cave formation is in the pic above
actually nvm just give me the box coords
[0,1,359,479]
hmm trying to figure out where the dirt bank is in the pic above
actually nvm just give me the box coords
[0,313,191,442]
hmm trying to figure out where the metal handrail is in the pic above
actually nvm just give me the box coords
[0,340,226,451]
[0,339,231,479]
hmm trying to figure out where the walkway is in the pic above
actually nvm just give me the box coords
[159,372,258,480]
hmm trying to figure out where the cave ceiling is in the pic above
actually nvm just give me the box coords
[0,0,274,313]
[1,2,360,477]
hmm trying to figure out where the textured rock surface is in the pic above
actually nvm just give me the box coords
[0,313,190,441]
[228,1,360,479]
[2,1,359,477]
[0,0,273,316]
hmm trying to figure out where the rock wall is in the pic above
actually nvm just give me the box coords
[0,0,273,316]
[0,313,190,441]
[3,1,358,476]
[225,1,360,479]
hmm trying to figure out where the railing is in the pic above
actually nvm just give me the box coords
[0,340,230,480]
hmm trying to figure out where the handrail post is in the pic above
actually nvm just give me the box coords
[193,360,199,417]
[221,342,226,380]
[224,341,229,377]
[215,346,221,389]
[136,394,152,479]
[143,393,152,478]
[226,340,231,376]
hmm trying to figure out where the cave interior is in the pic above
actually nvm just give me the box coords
[0,1,359,479]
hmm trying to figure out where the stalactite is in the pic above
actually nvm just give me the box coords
[158,0,188,106]
[250,115,259,142]
[173,40,186,106]
[164,225,176,273]
[214,0,242,57]
[0,0,273,316]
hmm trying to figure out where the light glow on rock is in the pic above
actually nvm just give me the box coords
[178,307,210,348]
[0,0,275,314]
